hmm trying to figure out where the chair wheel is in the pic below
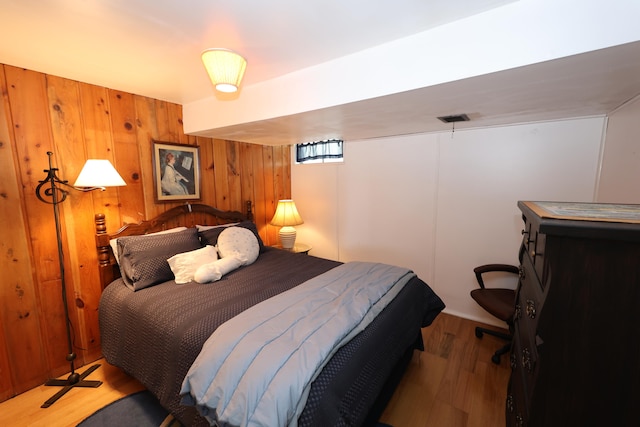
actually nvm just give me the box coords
[475,328,484,338]
[491,354,501,364]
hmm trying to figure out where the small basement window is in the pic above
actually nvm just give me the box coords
[295,139,343,164]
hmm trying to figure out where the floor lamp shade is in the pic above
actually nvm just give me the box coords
[73,159,126,188]
[270,200,304,250]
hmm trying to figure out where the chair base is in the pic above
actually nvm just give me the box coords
[475,326,511,364]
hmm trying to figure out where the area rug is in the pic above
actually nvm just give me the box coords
[76,390,181,427]
[77,389,393,427]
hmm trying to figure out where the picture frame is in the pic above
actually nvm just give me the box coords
[152,140,201,202]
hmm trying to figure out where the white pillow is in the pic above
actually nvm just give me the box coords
[195,223,239,232]
[110,226,188,264]
[194,256,243,283]
[217,226,260,266]
[167,245,218,284]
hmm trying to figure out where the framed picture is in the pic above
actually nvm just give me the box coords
[152,140,201,202]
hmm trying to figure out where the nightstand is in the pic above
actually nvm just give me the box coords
[272,243,312,254]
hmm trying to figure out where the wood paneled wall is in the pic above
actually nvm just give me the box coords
[0,64,290,402]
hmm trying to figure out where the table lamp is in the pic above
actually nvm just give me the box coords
[270,199,304,250]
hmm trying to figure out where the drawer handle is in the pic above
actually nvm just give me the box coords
[526,299,536,319]
[522,347,532,373]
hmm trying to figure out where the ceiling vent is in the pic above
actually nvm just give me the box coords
[437,114,470,123]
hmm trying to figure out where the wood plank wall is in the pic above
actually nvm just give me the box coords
[0,64,290,402]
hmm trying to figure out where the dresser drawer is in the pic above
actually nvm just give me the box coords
[506,374,527,426]
[506,332,530,427]
[515,254,544,325]
[511,229,544,427]
[520,215,546,289]
[511,326,538,404]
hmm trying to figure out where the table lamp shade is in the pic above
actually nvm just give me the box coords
[270,200,304,227]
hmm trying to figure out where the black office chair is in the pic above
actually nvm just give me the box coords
[470,264,519,364]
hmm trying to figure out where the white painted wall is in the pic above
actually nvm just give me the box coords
[597,95,640,203]
[336,134,440,284]
[292,117,606,327]
[434,119,603,322]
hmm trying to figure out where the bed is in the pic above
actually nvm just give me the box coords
[96,202,445,427]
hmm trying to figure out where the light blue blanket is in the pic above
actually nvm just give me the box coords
[180,261,415,427]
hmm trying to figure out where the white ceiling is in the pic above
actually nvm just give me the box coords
[2,0,640,145]
[0,0,515,104]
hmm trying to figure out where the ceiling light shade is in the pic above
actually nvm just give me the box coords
[73,159,126,188]
[201,48,247,93]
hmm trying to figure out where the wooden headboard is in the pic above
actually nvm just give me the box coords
[95,201,252,289]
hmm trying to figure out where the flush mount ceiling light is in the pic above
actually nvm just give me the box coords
[201,48,247,93]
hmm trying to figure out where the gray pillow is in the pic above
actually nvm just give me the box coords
[117,228,201,291]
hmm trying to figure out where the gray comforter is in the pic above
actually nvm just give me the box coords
[181,262,415,427]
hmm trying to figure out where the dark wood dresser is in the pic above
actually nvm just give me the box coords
[507,201,640,426]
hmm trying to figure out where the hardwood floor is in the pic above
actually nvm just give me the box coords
[0,313,510,427]
[379,313,511,427]
[0,362,145,427]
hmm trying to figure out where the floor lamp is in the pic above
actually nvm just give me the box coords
[35,151,126,408]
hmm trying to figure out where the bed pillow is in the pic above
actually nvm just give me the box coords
[194,256,243,283]
[167,245,218,284]
[117,228,201,291]
[198,220,265,252]
[110,226,188,264]
[216,226,260,266]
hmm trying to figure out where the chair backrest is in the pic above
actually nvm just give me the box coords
[473,264,520,289]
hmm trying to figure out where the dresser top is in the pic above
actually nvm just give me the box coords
[518,201,640,241]
[521,201,640,224]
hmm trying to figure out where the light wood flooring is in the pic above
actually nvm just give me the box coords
[379,313,511,427]
[0,313,510,427]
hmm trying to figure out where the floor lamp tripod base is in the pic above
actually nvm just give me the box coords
[41,363,102,408]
